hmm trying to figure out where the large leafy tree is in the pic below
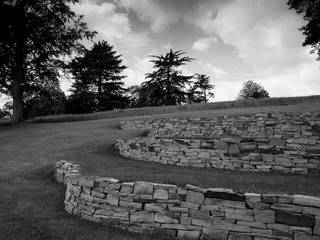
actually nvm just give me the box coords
[287,0,320,60]
[237,80,270,100]
[23,80,66,118]
[141,49,194,106]
[68,41,127,113]
[0,0,94,123]
[126,85,141,108]
[188,73,215,103]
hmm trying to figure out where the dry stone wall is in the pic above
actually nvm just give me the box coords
[54,160,81,184]
[116,112,320,175]
[55,161,320,240]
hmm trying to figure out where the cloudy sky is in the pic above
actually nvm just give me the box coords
[3,0,318,106]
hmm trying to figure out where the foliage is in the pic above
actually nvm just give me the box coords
[287,0,320,60]
[0,101,12,119]
[126,85,141,108]
[188,73,215,103]
[0,0,94,122]
[140,49,194,106]
[65,92,97,114]
[23,83,66,119]
[237,80,270,100]
[68,41,128,113]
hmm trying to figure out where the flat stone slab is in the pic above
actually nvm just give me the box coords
[275,210,316,228]
[293,195,320,208]
[205,188,245,201]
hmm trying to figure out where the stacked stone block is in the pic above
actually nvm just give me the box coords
[54,160,81,184]
[117,112,320,175]
[55,161,320,240]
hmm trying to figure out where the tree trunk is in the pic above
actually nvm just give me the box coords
[12,67,24,123]
[12,3,26,123]
[98,77,102,95]
[204,90,207,103]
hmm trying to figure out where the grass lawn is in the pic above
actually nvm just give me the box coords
[29,95,320,123]
[1,102,320,239]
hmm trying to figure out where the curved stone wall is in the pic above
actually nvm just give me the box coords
[117,112,320,175]
[54,160,81,184]
[55,161,320,240]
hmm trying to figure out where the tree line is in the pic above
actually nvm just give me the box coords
[0,0,318,122]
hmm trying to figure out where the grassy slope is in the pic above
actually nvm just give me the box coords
[30,95,320,123]
[1,101,320,239]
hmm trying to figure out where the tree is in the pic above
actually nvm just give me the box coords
[237,80,270,100]
[126,85,141,108]
[23,81,66,118]
[68,41,127,113]
[287,0,320,60]
[141,49,194,106]
[188,73,215,103]
[0,0,94,123]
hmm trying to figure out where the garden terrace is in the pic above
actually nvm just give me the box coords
[116,112,320,175]
[55,160,320,240]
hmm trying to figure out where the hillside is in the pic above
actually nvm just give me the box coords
[1,98,320,239]
[29,95,320,123]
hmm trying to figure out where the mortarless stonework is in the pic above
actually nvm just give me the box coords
[55,160,320,240]
[116,112,320,175]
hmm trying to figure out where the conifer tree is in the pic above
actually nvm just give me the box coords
[69,41,127,112]
[141,49,194,106]
[188,73,214,103]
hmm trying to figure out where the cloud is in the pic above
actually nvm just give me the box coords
[123,56,154,86]
[212,60,320,102]
[115,32,150,55]
[259,61,320,98]
[191,0,320,102]
[192,37,218,51]
[201,0,311,74]
[72,0,149,53]
[163,43,172,50]
[72,0,130,41]
[198,61,227,80]
[116,0,228,32]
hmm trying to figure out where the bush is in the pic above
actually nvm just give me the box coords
[238,80,270,100]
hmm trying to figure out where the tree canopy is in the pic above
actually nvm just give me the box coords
[140,49,194,106]
[188,73,214,103]
[68,41,128,113]
[287,0,320,60]
[237,80,270,100]
[0,0,94,122]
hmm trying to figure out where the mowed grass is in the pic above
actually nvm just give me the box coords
[1,102,320,239]
[30,95,320,123]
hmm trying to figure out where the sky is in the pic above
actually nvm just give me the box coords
[1,0,319,106]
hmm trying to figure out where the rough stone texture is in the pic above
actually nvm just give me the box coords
[116,112,320,175]
[293,195,320,208]
[54,160,81,184]
[55,161,320,240]
[275,210,316,228]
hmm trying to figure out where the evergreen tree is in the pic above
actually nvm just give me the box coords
[142,49,194,106]
[237,80,270,100]
[188,73,215,103]
[69,41,127,112]
[0,0,94,123]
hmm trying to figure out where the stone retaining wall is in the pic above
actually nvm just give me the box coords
[116,112,320,175]
[55,161,320,240]
[54,160,81,184]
